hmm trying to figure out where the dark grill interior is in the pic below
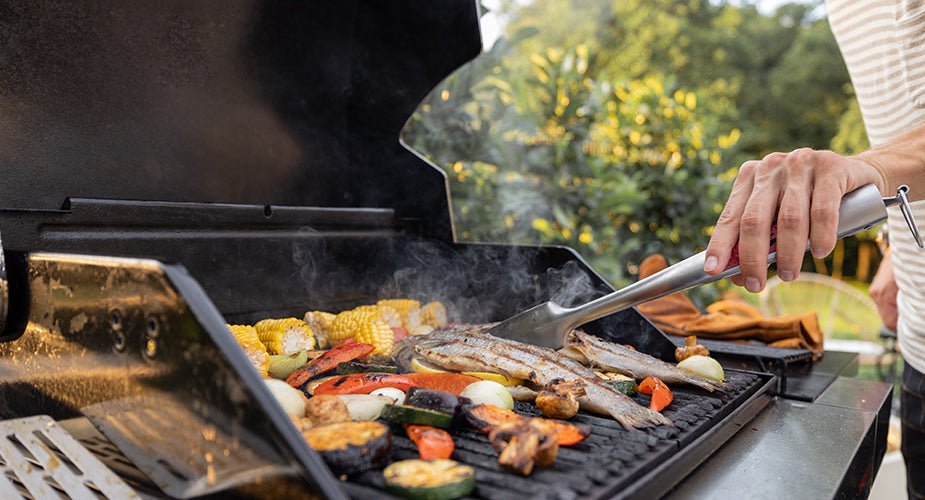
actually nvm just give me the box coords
[344,371,770,500]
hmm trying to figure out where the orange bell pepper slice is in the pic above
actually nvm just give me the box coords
[638,376,673,412]
[405,425,455,460]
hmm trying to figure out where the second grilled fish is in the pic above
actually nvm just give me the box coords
[561,330,726,392]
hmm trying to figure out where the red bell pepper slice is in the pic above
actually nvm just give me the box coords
[285,341,375,388]
[405,425,455,460]
[312,372,481,396]
[638,376,673,412]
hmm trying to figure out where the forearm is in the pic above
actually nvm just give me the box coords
[856,121,925,199]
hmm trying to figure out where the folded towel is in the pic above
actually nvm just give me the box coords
[635,254,824,357]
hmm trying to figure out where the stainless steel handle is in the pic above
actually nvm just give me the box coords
[558,183,897,332]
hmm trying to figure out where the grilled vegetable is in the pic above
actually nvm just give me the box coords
[377,299,422,329]
[330,308,396,356]
[609,379,638,397]
[507,385,539,402]
[314,373,414,395]
[405,373,481,395]
[228,324,270,377]
[460,381,514,410]
[405,425,455,460]
[383,459,475,500]
[677,355,725,382]
[371,387,406,405]
[304,394,352,427]
[303,376,340,396]
[406,388,460,415]
[338,395,393,421]
[595,371,638,396]
[675,335,710,362]
[286,340,375,388]
[303,311,336,348]
[462,404,590,446]
[336,361,399,375]
[303,421,391,475]
[254,318,317,355]
[264,379,307,417]
[410,325,435,336]
[535,379,586,420]
[411,357,524,386]
[268,351,310,380]
[638,377,673,412]
[489,418,559,476]
[313,372,481,396]
[419,301,448,327]
[382,405,454,429]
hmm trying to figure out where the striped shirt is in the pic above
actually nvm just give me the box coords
[827,0,925,373]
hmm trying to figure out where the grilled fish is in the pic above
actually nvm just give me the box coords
[562,330,726,392]
[398,325,671,429]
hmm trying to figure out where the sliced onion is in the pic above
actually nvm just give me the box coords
[677,355,725,382]
[371,387,406,405]
[264,379,307,417]
[460,380,514,410]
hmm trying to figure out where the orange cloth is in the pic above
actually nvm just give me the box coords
[635,254,824,356]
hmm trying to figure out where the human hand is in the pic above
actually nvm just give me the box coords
[703,149,886,292]
[869,250,898,330]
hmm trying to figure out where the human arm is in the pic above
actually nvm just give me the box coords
[869,250,898,330]
[703,122,925,292]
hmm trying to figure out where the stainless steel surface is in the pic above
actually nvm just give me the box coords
[883,184,924,248]
[668,376,891,500]
[0,252,345,499]
[490,183,890,348]
[82,394,296,499]
[0,415,139,499]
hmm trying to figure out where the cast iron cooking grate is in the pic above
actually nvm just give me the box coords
[343,370,767,500]
[0,415,139,499]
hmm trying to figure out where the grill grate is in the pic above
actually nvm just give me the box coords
[0,415,139,500]
[345,370,768,500]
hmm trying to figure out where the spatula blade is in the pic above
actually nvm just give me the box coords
[486,301,572,348]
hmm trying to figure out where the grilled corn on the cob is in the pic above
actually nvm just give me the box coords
[254,318,317,355]
[354,304,401,329]
[303,311,336,348]
[376,299,421,330]
[228,324,270,377]
[419,301,448,327]
[330,307,395,356]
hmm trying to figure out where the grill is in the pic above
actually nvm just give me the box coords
[0,1,789,499]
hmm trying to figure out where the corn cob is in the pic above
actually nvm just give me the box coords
[254,318,317,355]
[355,304,402,329]
[376,299,421,330]
[228,324,269,377]
[303,311,336,348]
[419,301,448,327]
[330,307,395,356]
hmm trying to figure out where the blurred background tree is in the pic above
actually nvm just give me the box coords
[402,0,874,297]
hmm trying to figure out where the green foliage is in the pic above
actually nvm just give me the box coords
[403,0,865,289]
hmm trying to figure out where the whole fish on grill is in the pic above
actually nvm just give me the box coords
[395,325,671,429]
[561,330,726,392]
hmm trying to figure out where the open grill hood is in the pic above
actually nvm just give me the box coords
[0,2,777,499]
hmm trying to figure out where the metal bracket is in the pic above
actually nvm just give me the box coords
[883,184,924,249]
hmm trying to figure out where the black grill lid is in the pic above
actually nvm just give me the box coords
[0,0,480,240]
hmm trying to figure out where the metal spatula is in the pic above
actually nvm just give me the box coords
[488,183,923,348]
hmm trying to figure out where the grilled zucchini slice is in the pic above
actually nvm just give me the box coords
[302,421,391,475]
[383,459,475,500]
[381,405,453,429]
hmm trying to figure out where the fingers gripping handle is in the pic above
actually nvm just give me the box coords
[723,183,907,272]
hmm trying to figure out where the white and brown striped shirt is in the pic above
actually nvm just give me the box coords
[827,0,925,373]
